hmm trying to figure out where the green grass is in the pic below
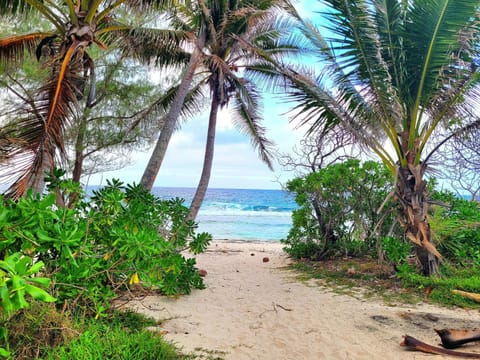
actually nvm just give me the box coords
[289,257,480,308]
[45,321,180,360]
[6,305,191,360]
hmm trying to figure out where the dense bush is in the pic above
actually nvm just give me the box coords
[0,178,211,317]
[282,160,397,260]
[430,190,480,266]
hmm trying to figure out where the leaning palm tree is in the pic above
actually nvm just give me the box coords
[0,0,186,198]
[139,0,292,203]
[186,0,296,221]
[270,1,480,275]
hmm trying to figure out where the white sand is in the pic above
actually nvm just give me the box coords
[127,240,480,359]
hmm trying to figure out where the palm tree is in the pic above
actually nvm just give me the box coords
[271,1,480,275]
[186,0,295,221]
[139,0,293,221]
[0,0,185,198]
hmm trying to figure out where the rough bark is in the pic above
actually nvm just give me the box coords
[140,31,206,190]
[396,164,440,275]
[186,92,219,221]
[27,145,53,196]
[72,115,87,184]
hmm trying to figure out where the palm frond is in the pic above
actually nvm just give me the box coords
[0,42,91,198]
[229,77,274,169]
[405,0,480,119]
[0,33,53,66]
[0,0,35,15]
[321,0,397,126]
[115,26,190,68]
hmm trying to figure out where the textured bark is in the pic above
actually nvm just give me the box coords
[186,92,219,221]
[72,115,87,183]
[140,32,206,190]
[396,164,440,275]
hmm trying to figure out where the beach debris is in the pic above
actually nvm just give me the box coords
[453,289,480,303]
[262,257,269,263]
[436,329,480,349]
[400,334,480,358]
[250,253,255,256]
[198,269,208,277]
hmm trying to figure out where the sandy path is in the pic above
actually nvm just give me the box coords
[127,240,480,359]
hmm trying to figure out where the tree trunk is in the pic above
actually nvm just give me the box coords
[27,145,53,196]
[140,31,206,191]
[72,115,87,183]
[186,94,219,221]
[396,164,440,275]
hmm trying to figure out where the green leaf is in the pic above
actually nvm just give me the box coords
[27,260,45,276]
[28,277,51,287]
[0,347,10,358]
[25,284,56,302]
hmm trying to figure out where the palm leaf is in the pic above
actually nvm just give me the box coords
[230,76,274,169]
[0,33,53,66]
[117,27,190,68]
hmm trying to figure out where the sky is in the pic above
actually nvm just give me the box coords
[87,2,323,190]
[88,94,306,190]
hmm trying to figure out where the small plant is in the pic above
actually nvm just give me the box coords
[0,253,56,357]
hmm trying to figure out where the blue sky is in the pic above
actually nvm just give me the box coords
[88,93,305,190]
[87,2,321,190]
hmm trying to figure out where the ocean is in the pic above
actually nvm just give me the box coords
[151,187,297,241]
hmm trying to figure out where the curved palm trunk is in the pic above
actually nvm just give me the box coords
[140,34,205,191]
[396,155,440,275]
[186,94,219,222]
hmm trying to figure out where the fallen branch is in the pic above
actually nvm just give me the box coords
[275,303,293,312]
[453,289,480,303]
[436,329,480,349]
[400,335,480,358]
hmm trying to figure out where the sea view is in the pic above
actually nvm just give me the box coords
[151,187,297,241]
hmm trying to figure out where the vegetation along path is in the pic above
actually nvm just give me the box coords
[128,241,480,359]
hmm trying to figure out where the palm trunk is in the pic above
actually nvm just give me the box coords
[140,31,206,191]
[72,115,87,183]
[27,145,53,196]
[186,94,219,222]
[396,164,440,275]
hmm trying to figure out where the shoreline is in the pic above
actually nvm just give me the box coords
[127,240,480,359]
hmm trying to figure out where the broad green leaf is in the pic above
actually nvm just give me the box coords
[25,284,56,302]
[28,277,51,287]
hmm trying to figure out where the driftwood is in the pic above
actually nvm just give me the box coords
[436,329,480,349]
[453,289,480,303]
[401,335,480,358]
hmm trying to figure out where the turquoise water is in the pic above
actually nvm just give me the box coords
[152,187,297,241]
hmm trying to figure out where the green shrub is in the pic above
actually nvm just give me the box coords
[0,178,211,316]
[283,160,396,259]
[430,191,480,265]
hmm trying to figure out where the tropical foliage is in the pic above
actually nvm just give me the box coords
[0,0,187,198]
[430,191,480,266]
[273,0,480,274]
[283,160,397,260]
[0,175,210,316]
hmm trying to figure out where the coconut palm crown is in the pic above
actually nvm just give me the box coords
[273,0,480,275]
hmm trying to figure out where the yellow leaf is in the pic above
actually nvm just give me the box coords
[129,272,140,285]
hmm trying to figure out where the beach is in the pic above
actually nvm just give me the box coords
[127,240,480,359]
